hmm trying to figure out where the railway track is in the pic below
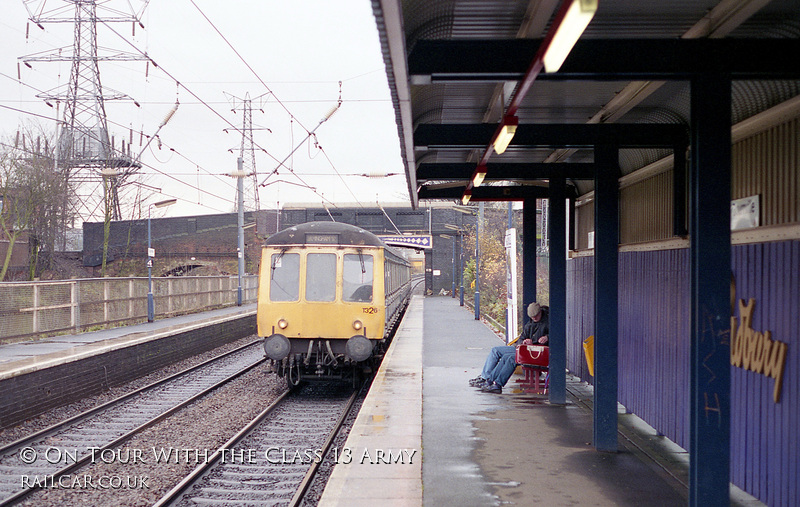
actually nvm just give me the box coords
[0,340,265,506]
[154,383,361,507]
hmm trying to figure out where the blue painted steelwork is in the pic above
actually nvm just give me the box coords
[593,145,620,452]
[451,236,456,298]
[506,202,512,334]
[475,203,483,320]
[549,177,567,405]
[689,74,732,506]
[459,235,465,306]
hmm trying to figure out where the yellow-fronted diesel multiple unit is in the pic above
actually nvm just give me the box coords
[258,222,412,387]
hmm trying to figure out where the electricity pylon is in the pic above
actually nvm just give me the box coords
[225,92,270,212]
[20,0,151,226]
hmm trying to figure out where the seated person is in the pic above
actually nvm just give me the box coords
[468,302,549,393]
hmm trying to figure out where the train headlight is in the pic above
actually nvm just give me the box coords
[278,319,289,330]
[352,319,363,331]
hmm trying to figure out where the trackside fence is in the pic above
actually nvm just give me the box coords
[0,275,259,342]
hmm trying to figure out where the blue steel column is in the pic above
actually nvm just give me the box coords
[593,145,619,452]
[548,178,567,405]
[522,199,537,320]
[459,232,465,306]
[689,73,731,506]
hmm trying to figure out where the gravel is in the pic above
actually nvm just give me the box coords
[3,335,382,506]
[0,335,261,446]
[18,362,284,507]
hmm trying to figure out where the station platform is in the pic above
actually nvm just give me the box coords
[0,304,256,428]
[0,304,256,379]
[319,295,763,507]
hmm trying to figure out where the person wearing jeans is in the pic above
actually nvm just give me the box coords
[468,302,549,393]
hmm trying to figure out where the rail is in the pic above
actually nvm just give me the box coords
[0,274,259,342]
[0,341,264,506]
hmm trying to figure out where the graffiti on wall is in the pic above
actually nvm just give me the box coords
[730,298,788,402]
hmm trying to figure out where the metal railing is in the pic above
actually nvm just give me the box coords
[0,275,259,343]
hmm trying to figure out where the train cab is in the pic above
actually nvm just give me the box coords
[257,222,411,386]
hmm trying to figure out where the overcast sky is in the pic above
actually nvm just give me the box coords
[0,0,409,220]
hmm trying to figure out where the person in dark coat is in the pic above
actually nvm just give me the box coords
[468,302,549,393]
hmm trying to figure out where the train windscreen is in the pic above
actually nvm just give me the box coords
[306,253,337,301]
[270,252,299,301]
[343,253,373,302]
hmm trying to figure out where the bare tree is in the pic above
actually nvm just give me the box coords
[0,125,73,280]
[0,150,30,280]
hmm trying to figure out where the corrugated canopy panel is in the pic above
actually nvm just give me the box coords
[373,0,800,206]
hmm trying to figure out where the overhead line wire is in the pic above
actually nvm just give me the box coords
[186,0,345,210]
[186,0,312,135]
[10,9,350,210]
[97,19,337,207]
[0,102,237,212]
[0,73,238,207]
[316,144,364,208]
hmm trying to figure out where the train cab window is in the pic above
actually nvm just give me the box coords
[343,253,373,302]
[270,252,299,301]
[306,253,337,301]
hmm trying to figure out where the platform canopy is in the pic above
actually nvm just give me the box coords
[372,0,800,207]
[371,1,800,505]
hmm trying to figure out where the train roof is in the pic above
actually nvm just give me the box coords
[264,222,387,248]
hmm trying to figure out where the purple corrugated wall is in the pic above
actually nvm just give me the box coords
[566,255,596,382]
[566,240,799,506]
[731,240,799,507]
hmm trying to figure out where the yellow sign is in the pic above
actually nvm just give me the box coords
[730,298,788,403]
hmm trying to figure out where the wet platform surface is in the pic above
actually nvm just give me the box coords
[321,295,762,506]
[421,296,688,506]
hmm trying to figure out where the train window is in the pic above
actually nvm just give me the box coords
[306,253,337,301]
[343,253,373,302]
[270,252,299,301]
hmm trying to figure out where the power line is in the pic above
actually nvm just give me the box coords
[9,8,362,212]
[97,20,338,208]
[0,72,239,208]
[315,144,364,208]
[187,0,312,135]
[2,98,391,104]
[0,102,237,212]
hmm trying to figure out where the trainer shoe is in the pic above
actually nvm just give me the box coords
[468,376,486,386]
[481,382,502,394]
